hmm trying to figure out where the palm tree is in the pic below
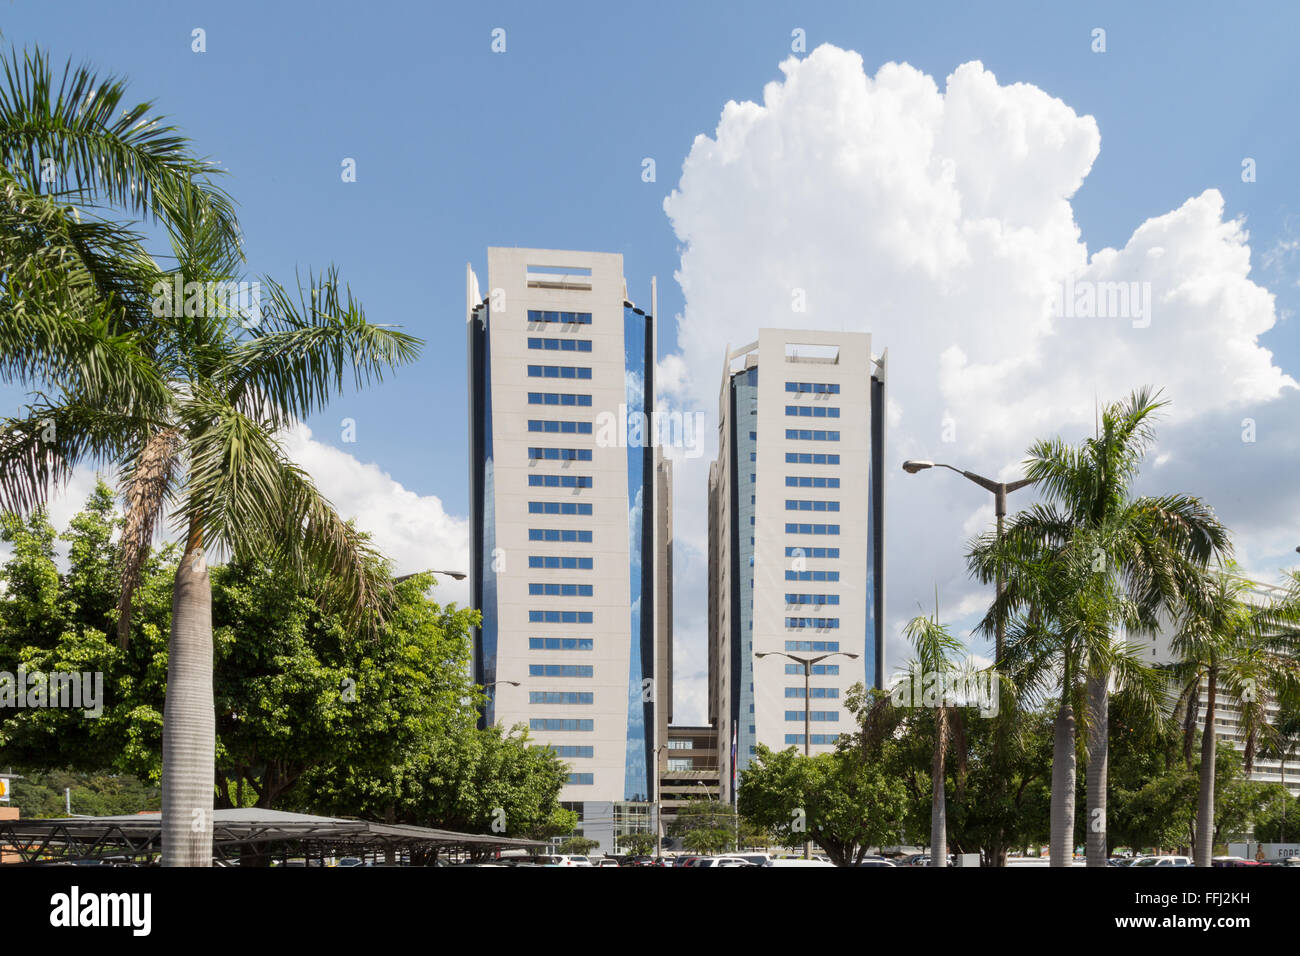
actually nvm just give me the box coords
[900,610,970,868]
[0,48,420,865]
[971,387,1229,866]
[1170,568,1300,866]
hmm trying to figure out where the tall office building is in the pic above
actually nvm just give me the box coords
[709,330,887,802]
[467,248,671,851]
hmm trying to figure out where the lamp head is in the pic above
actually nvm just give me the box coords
[902,460,934,474]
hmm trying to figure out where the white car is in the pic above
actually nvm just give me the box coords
[1132,855,1192,867]
[546,855,594,867]
[762,857,835,867]
[693,856,756,867]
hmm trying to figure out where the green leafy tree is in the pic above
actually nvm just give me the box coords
[559,836,600,856]
[0,48,420,865]
[738,744,908,866]
[618,832,656,857]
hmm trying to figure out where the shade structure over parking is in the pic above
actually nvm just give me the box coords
[0,807,549,864]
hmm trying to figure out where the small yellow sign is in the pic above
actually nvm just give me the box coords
[0,778,8,801]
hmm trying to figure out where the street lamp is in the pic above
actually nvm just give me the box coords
[900,460,1034,663]
[755,650,859,858]
[394,569,467,582]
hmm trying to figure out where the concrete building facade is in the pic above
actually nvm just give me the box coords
[467,248,671,849]
[708,330,887,802]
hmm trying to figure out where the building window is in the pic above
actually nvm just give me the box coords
[786,476,840,488]
[541,745,594,758]
[785,687,840,698]
[785,734,841,745]
[531,718,594,731]
[528,501,593,516]
[785,570,840,581]
[529,556,594,570]
[784,546,840,559]
[528,392,593,407]
[528,337,593,352]
[529,664,594,678]
[785,500,840,512]
[785,640,840,652]
[785,405,840,418]
[565,773,595,785]
[527,447,592,461]
[784,382,841,394]
[528,529,593,543]
[529,637,594,650]
[785,453,840,465]
[527,310,593,325]
[785,429,840,442]
[528,610,594,624]
[528,583,594,597]
[667,740,693,750]
[530,692,594,705]
[527,364,593,379]
[785,617,840,629]
[784,594,840,606]
[528,474,593,488]
[784,523,840,535]
[784,710,839,722]
[527,420,594,434]
[786,663,840,675]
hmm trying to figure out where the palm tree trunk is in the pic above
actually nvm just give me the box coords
[1085,671,1109,867]
[931,708,947,867]
[1195,666,1218,867]
[1050,698,1077,867]
[161,531,215,866]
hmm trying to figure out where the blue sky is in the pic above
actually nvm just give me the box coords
[7,2,1300,719]
[6,0,1297,508]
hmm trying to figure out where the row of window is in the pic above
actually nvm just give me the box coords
[786,499,840,512]
[785,711,839,722]
[529,474,592,488]
[528,310,593,325]
[786,523,840,535]
[786,405,840,418]
[529,529,593,542]
[785,687,840,698]
[528,391,592,406]
[785,546,840,559]
[785,734,841,745]
[786,663,839,675]
[528,419,592,434]
[529,556,594,570]
[531,745,594,758]
[786,382,841,394]
[530,692,593,705]
[528,447,592,461]
[786,617,841,628]
[528,610,593,623]
[566,773,594,785]
[529,664,593,678]
[527,365,592,379]
[528,337,592,352]
[785,593,840,606]
[786,429,840,442]
[786,453,840,465]
[529,583,593,597]
[531,718,593,731]
[786,570,839,581]
[786,476,840,488]
[529,637,594,650]
[786,640,840,652]
[528,501,592,515]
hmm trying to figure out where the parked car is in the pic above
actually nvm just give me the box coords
[673,855,702,867]
[734,853,776,867]
[762,857,835,867]
[1132,855,1192,867]
[597,858,620,868]
[853,856,896,867]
